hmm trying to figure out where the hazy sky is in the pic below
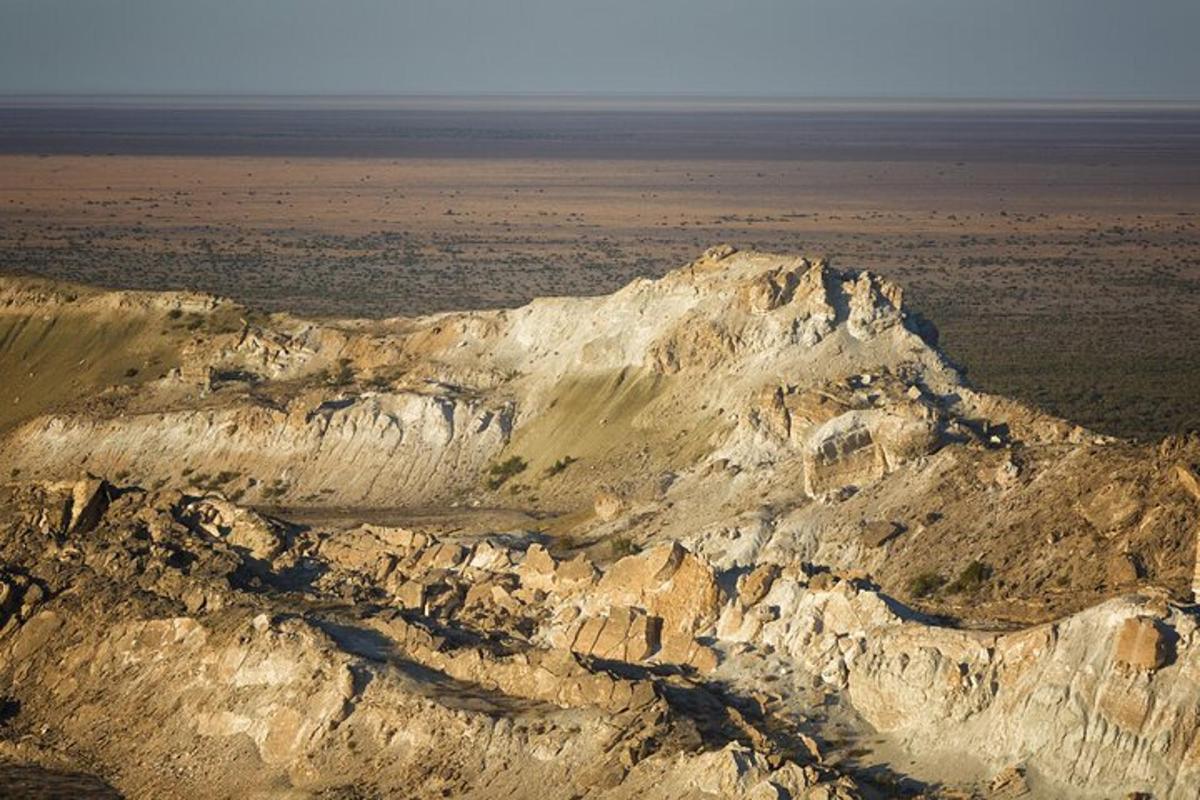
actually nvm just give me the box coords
[2,0,1199,99]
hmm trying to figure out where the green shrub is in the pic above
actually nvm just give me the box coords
[947,560,991,594]
[486,456,527,489]
[907,571,946,598]
[544,456,576,477]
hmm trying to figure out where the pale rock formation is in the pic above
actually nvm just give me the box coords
[66,476,110,534]
[178,495,286,561]
[1,251,1198,798]
[802,408,939,497]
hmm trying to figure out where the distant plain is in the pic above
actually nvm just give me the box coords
[1,97,1199,438]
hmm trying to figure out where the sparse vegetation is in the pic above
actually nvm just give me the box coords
[180,469,244,493]
[262,478,290,500]
[947,560,992,594]
[610,535,639,558]
[486,456,527,490]
[365,367,404,391]
[907,571,947,598]
[329,358,355,386]
[6,145,1199,439]
[544,456,576,477]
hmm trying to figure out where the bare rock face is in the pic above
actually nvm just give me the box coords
[846,272,904,340]
[1079,481,1144,533]
[802,409,938,497]
[1107,551,1142,586]
[702,243,738,261]
[738,563,780,606]
[571,606,662,662]
[596,543,722,641]
[1113,616,1171,671]
[66,476,110,534]
[989,764,1031,798]
[0,483,875,798]
[7,391,514,508]
[737,262,807,315]
[860,520,903,548]
[1,250,1198,798]
[803,413,884,496]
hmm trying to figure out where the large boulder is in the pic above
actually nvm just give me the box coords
[178,496,286,561]
[846,272,904,340]
[66,476,111,534]
[1113,616,1171,672]
[803,410,938,497]
[596,542,722,638]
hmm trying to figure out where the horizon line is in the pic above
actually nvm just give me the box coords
[3,92,1200,112]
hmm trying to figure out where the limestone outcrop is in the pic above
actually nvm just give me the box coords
[0,249,1198,798]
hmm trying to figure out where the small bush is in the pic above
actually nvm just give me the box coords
[261,477,290,500]
[366,373,395,390]
[544,456,576,477]
[486,456,527,489]
[330,358,355,386]
[907,571,946,598]
[947,560,991,594]
[611,535,639,558]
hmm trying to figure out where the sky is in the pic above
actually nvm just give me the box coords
[1,0,1199,100]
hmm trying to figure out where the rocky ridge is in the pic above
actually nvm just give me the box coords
[0,248,1198,797]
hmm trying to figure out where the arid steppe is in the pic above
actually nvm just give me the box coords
[2,100,1200,439]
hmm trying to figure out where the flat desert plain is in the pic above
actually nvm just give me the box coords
[2,99,1199,438]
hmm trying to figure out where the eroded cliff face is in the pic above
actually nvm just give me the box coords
[13,391,513,507]
[0,249,956,509]
[0,248,1198,798]
[0,479,1197,799]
